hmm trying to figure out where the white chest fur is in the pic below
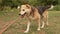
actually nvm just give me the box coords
[29,16,35,20]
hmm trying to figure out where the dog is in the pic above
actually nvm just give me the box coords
[18,4,53,33]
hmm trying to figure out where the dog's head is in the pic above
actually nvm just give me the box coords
[19,4,31,17]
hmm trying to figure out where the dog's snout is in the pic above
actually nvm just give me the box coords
[19,14,21,15]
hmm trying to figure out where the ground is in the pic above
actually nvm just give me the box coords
[0,9,60,34]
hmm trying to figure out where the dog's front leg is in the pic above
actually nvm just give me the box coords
[24,18,31,33]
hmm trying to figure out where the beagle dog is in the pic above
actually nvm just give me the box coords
[18,4,53,33]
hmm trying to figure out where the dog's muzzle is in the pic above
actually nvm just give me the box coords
[19,12,26,18]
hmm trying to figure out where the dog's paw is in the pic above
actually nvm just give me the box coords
[24,31,28,33]
[41,25,44,28]
[41,21,45,28]
[37,28,40,31]
[46,23,49,26]
[41,26,44,28]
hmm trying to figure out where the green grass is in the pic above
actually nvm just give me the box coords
[0,10,60,34]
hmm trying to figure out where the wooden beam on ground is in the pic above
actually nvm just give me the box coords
[0,16,21,34]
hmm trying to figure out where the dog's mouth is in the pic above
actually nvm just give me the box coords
[19,13,26,18]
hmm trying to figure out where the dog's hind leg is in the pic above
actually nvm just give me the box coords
[45,14,48,26]
[41,16,45,28]
[36,18,41,31]
[41,20,45,28]
[43,11,48,26]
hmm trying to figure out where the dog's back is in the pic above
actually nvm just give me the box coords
[37,5,51,15]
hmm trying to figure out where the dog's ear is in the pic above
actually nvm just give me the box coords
[17,6,20,9]
[26,4,31,8]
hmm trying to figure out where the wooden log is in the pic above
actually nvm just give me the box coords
[0,16,21,34]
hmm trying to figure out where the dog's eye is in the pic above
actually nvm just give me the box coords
[23,9,25,11]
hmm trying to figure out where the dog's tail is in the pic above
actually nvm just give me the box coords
[46,4,54,9]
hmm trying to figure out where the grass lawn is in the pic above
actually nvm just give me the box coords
[0,9,60,34]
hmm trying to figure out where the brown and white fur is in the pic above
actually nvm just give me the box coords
[18,4,53,33]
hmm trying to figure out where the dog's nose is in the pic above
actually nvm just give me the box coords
[19,14,21,15]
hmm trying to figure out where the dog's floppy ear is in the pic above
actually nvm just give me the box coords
[26,4,31,8]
